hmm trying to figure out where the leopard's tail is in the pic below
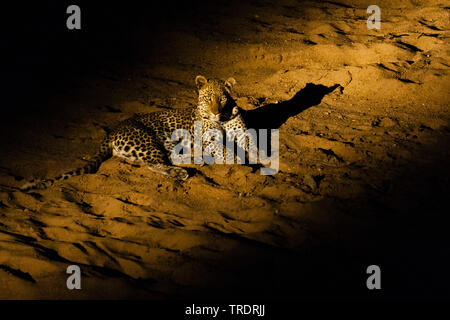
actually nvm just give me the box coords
[20,139,112,192]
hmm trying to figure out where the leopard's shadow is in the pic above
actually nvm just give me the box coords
[234,83,341,171]
[241,83,342,130]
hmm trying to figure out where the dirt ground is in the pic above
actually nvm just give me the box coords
[0,0,449,299]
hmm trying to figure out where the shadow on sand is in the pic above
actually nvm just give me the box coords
[242,83,342,130]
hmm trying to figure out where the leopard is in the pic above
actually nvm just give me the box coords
[20,75,257,191]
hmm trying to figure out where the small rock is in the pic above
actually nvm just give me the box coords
[378,117,396,127]
[303,174,317,191]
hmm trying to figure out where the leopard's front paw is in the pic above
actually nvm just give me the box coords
[168,167,189,181]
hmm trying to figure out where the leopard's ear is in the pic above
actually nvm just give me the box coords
[225,77,236,90]
[195,75,208,90]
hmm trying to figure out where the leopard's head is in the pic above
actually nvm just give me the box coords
[195,75,236,122]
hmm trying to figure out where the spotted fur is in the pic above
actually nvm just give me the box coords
[21,75,253,191]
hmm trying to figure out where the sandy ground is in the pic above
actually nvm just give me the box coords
[0,0,449,299]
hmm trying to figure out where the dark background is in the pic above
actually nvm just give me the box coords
[3,1,177,111]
